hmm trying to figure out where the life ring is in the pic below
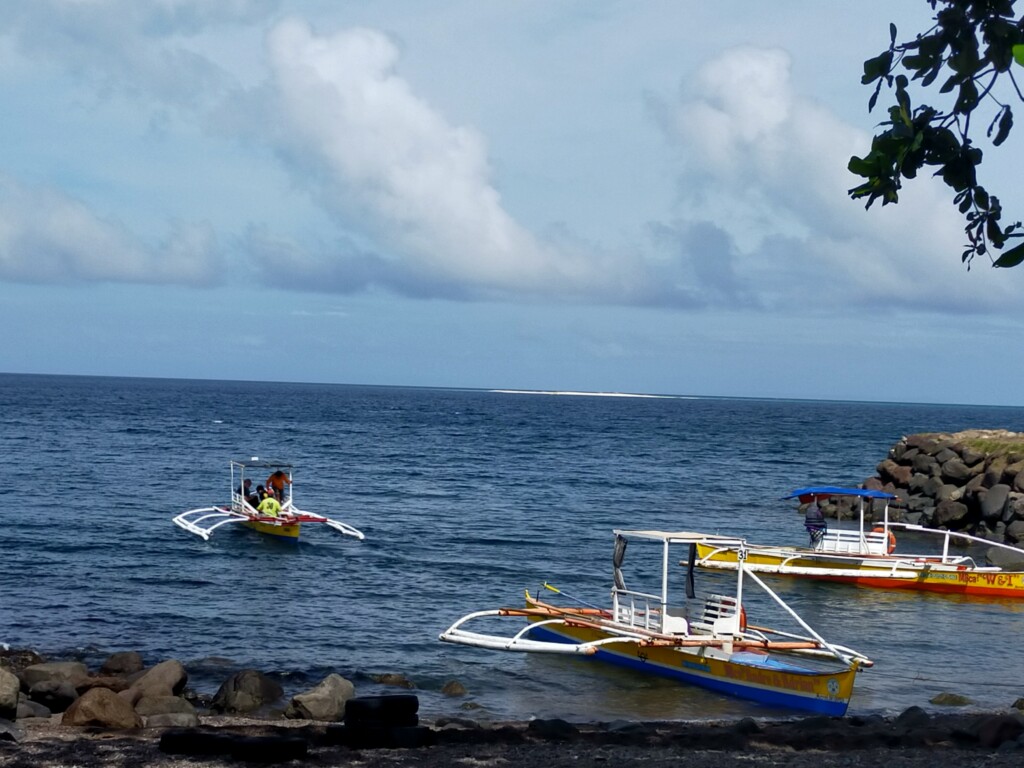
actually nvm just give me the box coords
[739,606,747,632]
[872,527,897,554]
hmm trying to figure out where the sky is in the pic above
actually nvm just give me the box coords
[2,1,1023,405]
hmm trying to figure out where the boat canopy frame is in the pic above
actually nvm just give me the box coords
[784,486,1024,564]
[440,530,872,668]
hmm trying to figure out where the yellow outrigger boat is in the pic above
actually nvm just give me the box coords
[172,459,364,542]
[441,530,872,716]
[695,487,1024,598]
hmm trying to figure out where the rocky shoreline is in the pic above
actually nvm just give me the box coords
[4,647,1024,767]
[806,430,1024,556]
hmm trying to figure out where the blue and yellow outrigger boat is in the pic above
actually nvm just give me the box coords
[440,530,872,716]
[172,458,364,542]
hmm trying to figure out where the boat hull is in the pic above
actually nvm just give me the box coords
[242,518,301,539]
[526,617,857,716]
[695,543,1024,598]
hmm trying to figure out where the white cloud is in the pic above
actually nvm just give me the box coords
[3,1,267,110]
[264,19,560,291]
[253,18,747,307]
[2,8,1017,316]
[662,46,1018,313]
[0,176,222,285]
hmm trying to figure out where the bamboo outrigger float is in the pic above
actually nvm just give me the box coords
[440,530,872,716]
[172,459,365,542]
[695,487,1024,598]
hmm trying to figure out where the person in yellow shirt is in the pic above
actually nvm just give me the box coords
[257,487,281,517]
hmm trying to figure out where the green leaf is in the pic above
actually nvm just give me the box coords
[861,52,893,84]
[954,79,979,114]
[993,107,1013,146]
[889,23,897,45]
[993,241,1024,268]
[920,67,940,87]
[975,186,990,210]
[1014,44,1024,68]
[847,156,877,177]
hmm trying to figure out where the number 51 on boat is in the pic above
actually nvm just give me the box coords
[439,530,873,716]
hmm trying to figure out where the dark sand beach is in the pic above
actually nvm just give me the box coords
[4,709,1024,768]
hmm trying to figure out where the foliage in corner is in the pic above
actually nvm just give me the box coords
[848,0,1024,268]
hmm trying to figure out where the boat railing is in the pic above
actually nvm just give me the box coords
[231,491,255,516]
[817,528,889,555]
[887,523,1024,565]
[611,587,671,633]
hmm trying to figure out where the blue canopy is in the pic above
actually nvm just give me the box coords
[783,486,896,501]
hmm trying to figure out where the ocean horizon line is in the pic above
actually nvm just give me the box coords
[0,370,1020,410]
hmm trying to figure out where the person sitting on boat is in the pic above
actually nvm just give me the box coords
[257,487,281,517]
[237,478,253,501]
[245,482,262,508]
[804,500,827,548]
[266,470,291,501]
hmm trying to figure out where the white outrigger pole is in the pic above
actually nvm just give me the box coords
[172,458,364,541]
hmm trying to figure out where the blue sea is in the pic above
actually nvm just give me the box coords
[3,373,1024,722]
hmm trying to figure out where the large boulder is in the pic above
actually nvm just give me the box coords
[922,476,945,499]
[913,450,937,475]
[976,713,1024,748]
[145,712,200,728]
[980,484,1011,523]
[28,680,79,713]
[0,649,44,677]
[285,674,355,722]
[1008,520,1024,543]
[985,458,1009,487]
[20,662,89,691]
[878,459,912,486]
[933,500,970,529]
[959,444,986,466]
[0,720,24,743]
[119,660,188,706]
[79,675,134,694]
[0,668,18,720]
[987,545,1024,569]
[941,458,973,484]
[100,651,144,676]
[63,687,143,729]
[135,695,196,718]
[211,670,283,714]
[15,704,50,720]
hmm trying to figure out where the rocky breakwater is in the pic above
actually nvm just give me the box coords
[0,647,369,733]
[858,429,1024,558]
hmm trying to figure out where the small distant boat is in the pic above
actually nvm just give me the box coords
[695,487,1024,598]
[440,530,872,716]
[172,459,365,542]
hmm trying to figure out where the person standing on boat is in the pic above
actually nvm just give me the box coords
[266,470,291,502]
[804,499,827,548]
